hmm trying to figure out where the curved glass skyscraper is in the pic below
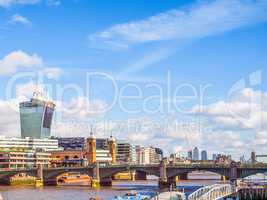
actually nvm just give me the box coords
[19,92,56,139]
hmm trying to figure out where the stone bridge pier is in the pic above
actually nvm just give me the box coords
[158,160,175,189]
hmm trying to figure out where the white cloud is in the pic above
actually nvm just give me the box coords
[186,87,267,158]
[192,88,267,131]
[58,96,107,121]
[88,0,267,50]
[10,14,31,26]
[0,50,43,75]
[0,0,61,7]
[16,82,45,99]
[0,0,40,7]
[0,50,62,79]
[41,67,62,80]
[202,131,246,156]
[0,99,20,137]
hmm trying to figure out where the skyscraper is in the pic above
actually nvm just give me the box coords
[187,150,192,160]
[192,147,199,161]
[19,92,56,139]
[201,150,208,161]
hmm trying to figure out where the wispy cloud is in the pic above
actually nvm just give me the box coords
[120,46,175,76]
[47,0,60,6]
[88,0,267,50]
[10,14,31,26]
[0,0,60,7]
[0,0,40,7]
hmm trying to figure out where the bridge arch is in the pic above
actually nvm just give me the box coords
[99,165,160,179]
[240,168,267,179]
[43,167,93,180]
[167,167,230,179]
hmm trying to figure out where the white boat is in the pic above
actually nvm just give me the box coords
[113,192,151,200]
[150,191,186,200]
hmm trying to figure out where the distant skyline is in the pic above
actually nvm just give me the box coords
[0,0,267,158]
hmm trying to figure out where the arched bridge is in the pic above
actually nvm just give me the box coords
[1,163,267,187]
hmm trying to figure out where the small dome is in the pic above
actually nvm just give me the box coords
[108,135,116,142]
[88,131,96,139]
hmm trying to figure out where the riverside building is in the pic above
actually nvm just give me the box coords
[0,149,51,169]
[136,146,162,165]
[116,141,137,164]
[0,136,59,169]
[0,136,59,152]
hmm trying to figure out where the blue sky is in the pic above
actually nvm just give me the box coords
[1,0,267,158]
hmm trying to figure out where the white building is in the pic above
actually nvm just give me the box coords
[136,146,161,165]
[0,136,59,152]
[95,149,113,163]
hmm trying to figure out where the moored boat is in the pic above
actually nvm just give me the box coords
[57,172,91,186]
[112,192,151,200]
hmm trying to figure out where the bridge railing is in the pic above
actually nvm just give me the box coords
[188,184,219,200]
[198,184,233,200]
[188,184,233,200]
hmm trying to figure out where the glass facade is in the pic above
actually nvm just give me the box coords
[20,97,55,139]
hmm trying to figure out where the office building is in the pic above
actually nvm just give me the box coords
[201,150,208,161]
[251,151,256,163]
[19,92,55,139]
[212,154,218,161]
[136,146,162,164]
[192,147,199,161]
[149,147,162,164]
[0,136,59,152]
[187,150,193,160]
[155,148,163,161]
[116,141,136,163]
[0,149,51,169]
[0,136,59,169]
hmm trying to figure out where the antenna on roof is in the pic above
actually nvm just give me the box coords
[90,124,93,136]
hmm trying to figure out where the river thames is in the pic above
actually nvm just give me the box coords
[1,173,264,200]
[0,179,225,200]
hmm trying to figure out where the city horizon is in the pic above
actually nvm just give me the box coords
[0,0,267,160]
[1,1,267,199]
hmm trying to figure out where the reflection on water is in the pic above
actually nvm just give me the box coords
[1,181,158,200]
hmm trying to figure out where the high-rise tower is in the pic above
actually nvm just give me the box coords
[192,147,199,161]
[19,92,55,139]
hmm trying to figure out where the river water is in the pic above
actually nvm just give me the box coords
[0,180,223,200]
[1,174,264,200]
